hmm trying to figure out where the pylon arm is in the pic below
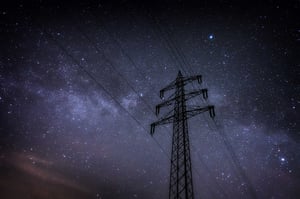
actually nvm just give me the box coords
[186,105,215,119]
[150,71,214,199]
[156,100,173,115]
[185,89,208,101]
[182,75,202,85]
[150,114,174,135]
[159,75,202,98]
[159,80,177,98]
[156,89,208,115]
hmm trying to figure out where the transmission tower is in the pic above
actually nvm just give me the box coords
[150,71,215,199]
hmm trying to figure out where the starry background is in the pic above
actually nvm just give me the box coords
[0,1,299,199]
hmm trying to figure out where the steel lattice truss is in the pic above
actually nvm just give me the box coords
[151,71,215,199]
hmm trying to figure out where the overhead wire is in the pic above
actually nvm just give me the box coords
[39,27,172,165]
[89,4,257,198]
[87,6,228,198]
[145,6,257,199]
[212,119,258,199]
[156,16,196,75]
[73,20,177,142]
[50,6,231,198]
[34,6,251,199]
[194,78,258,198]
[45,25,228,198]
[197,153,229,199]
[83,12,224,198]
[140,6,232,198]
[145,7,217,133]
[75,25,157,115]
[86,11,159,84]
[146,7,221,149]
[148,12,189,75]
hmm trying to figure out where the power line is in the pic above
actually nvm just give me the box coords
[153,14,257,194]
[43,10,250,198]
[151,71,216,199]
[77,12,170,106]
[145,8,257,199]
[73,15,228,198]
[212,119,258,199]
[77,15,228,198]
[90,12,158,81]
[138,8,235,198]
[74,23,177,141]
[74,11,228,198]
[155,16,196,75]
[146,9,216,131]
[195,86,258,198]
[40,27,172,163]
[97,5,256,197]
[146,11,189,75]
[75,25,157,115]
[196,153,229,199]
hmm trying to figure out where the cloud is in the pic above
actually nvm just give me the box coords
[0,150,162,199]
[0,152,92,199]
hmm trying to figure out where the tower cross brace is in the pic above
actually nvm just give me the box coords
[151,71,215,199]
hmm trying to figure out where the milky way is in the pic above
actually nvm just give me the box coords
[0,1,299,199]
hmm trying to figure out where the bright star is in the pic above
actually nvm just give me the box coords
[209,34,214,40]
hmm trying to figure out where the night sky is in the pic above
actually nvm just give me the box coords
[0,1,299,199]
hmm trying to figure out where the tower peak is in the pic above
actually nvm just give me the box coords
[177,70,183,77]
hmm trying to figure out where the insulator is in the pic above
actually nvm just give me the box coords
[150,124,155,135]
[197,75,202,84]
[156,106,160,115]
[160,90,164,99]
[209,106,215,118]
[202,89,208,100]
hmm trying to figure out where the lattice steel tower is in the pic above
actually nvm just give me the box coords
[150,71,215,199]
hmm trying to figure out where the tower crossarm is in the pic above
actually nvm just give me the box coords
[182,74,202,85]
[185,89,208,101]
[186,105,215,120]
[150,71,215,199]
[156,89,208,115]
[159,80,177,98]
[159,72,202,98]
[150,113,174,135]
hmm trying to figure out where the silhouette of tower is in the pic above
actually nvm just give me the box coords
[151,71,215,199]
